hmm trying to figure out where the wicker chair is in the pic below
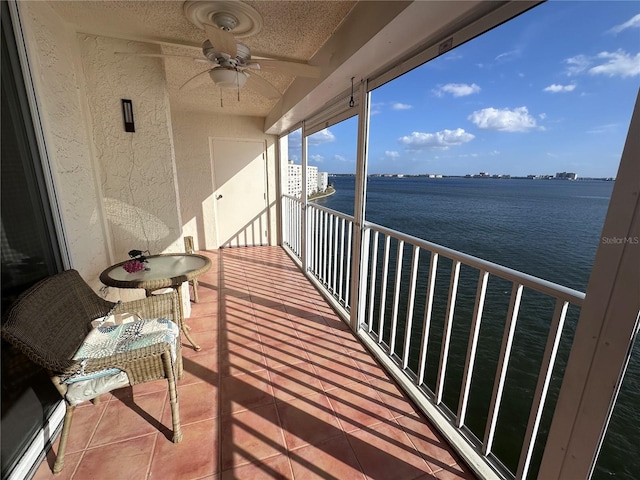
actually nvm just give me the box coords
[1,269,183,473]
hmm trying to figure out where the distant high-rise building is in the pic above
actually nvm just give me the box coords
[307,166,318,194]
[556,171,578,180]
[317,172,328,192]
[286,161,329,197]
[286,162,303,196]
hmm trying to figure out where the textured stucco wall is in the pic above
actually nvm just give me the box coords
[17,3,187,307]
[78,34,183,261]
[18,1,111,290]
[17,2,276,310]
[170,109,278,251]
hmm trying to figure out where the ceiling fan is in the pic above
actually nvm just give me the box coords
[117,11,320,100]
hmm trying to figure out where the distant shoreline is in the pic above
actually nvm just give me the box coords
[329,174,615,182]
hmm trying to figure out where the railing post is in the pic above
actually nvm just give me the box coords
[349,81,370,331]
[483,283,523,455]
[284,197,289,248]
[300,120,308,272]
[278,136,285,247]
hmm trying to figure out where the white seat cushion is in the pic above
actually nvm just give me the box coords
[64,318,179,405]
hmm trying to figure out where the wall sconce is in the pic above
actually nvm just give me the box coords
[121,99,135,132]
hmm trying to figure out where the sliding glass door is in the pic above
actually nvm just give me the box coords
[1,3,65,478]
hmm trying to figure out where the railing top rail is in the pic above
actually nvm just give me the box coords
[308,203,355,222]
[283,194,302,202]
[364,221,585,305]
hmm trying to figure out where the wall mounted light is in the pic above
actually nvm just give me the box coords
[121,99,135,132]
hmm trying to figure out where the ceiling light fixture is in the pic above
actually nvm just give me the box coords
[209,68,248,89]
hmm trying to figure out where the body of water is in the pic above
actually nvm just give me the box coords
[312,176,637,479]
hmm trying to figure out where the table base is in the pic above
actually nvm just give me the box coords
[147,286,200,351]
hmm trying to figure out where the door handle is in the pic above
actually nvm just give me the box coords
[216,194,223,200]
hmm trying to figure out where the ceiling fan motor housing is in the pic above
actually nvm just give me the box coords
[202,40,251,66]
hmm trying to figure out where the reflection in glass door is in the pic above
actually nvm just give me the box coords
[1,3,65,478]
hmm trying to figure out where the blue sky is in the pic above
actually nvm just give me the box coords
[289,1,639,177]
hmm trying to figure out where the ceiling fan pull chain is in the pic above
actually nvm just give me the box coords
[237,69,241,102]
[349,77,355,108]
[220,88,223,107]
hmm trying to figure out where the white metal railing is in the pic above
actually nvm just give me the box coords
[307,203,354,310]
[283,196,584,478]
[281,197,355,310]
[282,195,302,260]
[281,192,588,479]
[358,221,585,479]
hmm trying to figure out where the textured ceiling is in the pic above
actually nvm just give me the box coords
[50,1,357,117]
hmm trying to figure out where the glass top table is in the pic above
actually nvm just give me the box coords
[100,254,211,291]
[100,254,212,350]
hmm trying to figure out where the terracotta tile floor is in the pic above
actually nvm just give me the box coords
[33,246,475,480]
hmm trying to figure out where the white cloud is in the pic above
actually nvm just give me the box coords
[370,101,384,115]
[434,83,481,97]
[539,113,547,120]
[609,13,640,34]
[565,50,640,78]
[588,50,640,78]
[543,83,576,93]
[398,128,475,151]
[310,154,324,163]
[392,102,413,110]
[468,106,538,132]
[565,55,591,76]
[444,52,463,61]
[385,150,400,158]
[495,50,520,62]
[333,154,349,162]
[587,123,619,134]
[287,129,302,149]
[308,128,336,145]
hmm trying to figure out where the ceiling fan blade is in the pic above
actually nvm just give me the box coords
[179,69,213,90]
[204,23,237,58]
[115,52,214,66]
[244,73,281,100]
[253,58,320,78]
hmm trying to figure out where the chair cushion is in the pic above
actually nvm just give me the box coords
[64,318,179,405]
[65,371,130,406]
[74,317,179,364]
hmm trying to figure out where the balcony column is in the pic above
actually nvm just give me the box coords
[539,92,640,479]
[278,134,287,247]
[348,81,371,331]
[300,121,308,271]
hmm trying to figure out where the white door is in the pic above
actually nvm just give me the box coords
[211,138,268,248]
